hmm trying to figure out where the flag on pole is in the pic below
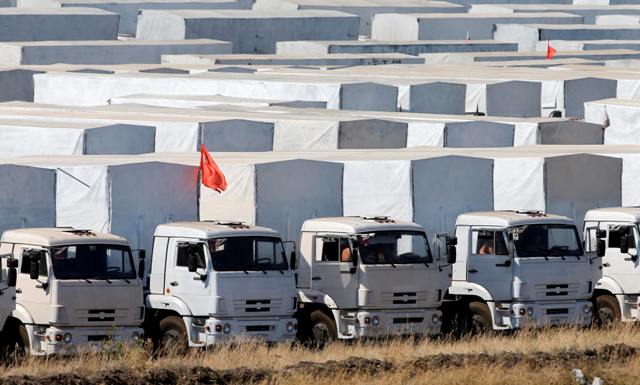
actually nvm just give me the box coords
[200,144,227,193]
[546,40,557,60]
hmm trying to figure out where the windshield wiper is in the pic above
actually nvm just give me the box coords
[95,276,112,284]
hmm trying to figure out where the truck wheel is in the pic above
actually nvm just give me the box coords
[595,295,621,326]
[309,310,337,348]
[468,302,492,335]
[14,324,30,358]
[156,316,188,355]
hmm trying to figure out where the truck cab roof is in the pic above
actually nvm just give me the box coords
[154,221,282,239]
[585,207,640,223]
[1,228,128,247]
[301,216,425,234]
[456,211,575,227]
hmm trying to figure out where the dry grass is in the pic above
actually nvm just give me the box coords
[2,325,640,384]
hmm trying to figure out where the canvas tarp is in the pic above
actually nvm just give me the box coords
[0,119,155,156]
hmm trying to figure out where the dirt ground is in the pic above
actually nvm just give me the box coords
[1,326,639,385]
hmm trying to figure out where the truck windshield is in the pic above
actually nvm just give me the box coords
[208,237,288,271]
[49,244,136,280]
[512,224,583,258]
[358,231,432,265]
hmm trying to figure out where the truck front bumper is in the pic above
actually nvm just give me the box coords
[193,316,297,346]
[492,301,593,329]
[343,309,442,339]
[27,325,144,356]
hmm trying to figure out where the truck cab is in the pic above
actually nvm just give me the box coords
[584,207,640,324]
[0,254,17,353]
[295,216,450,345]
[1,228,144,356]
[145,221,297,350]
[447,211,594,332]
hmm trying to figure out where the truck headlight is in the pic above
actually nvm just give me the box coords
[583,304,592,315]
[432,313,440,324]
[371,315,380,327]
[223,323,231,334]
[63,333,72,344]
[286,322,295,333]
[526,307,534,317]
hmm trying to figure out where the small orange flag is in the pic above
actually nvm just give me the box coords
[200,144,227,193]
[546,40,556,60]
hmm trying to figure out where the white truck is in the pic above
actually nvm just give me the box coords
[0,228,145,356]
[0,254,17,355]
[144,221,298,350]
[294,216,452,345]
[444,211,594,332]
[583,207,640,324]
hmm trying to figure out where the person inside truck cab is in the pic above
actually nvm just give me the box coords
[478,239,494,255]
[340,243,352,262]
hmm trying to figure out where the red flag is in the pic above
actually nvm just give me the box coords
[546,40,556,60]
[200,144,227,193]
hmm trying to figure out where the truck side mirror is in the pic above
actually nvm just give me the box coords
[7,267,16,288]
[597,239,606,258]
[620,235,630,254]
[351,248,359,267]
[289,251,297,270]
[138,259,145,279]
[138,249,146,260]
[596,229,606,239]
[446,245,457,264]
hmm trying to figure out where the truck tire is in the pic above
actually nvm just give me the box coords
[595,295,621,326]
[309,310,337,348]
[16,324,30,358]
[468,302,492,334]
[156,316,188,355]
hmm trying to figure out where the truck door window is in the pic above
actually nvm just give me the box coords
[19,248,47,277]
[472,230,508,256]
[608,226,636,249]
[584,228,598,253]
[318,238,339,262]
[176,243,206,269]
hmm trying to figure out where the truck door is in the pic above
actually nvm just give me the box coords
[311,235,358,309]
[165,238,211,315]
[466,229,513,301]
[603,224,639,292]
[14,244,50,323]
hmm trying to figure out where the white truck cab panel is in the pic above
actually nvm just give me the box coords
[146,221,298,347]
[584,207,640,323]
[449,211,594,331]
[1,228,144,356]
[0,251,17,347]
[297,217,450,343]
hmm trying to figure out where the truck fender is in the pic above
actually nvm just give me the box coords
[297,289,338,309]
[145,294,192,317]
[594,277,624,297]
[11,304,34,325]
[448,282,494,302]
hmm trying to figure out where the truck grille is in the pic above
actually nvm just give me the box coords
[546,308,569,315]
[233,299,282,314]
[535,284,579,298]
[87,309,116,322]
[392,292,417,305]
[393,317,424,324]
[245,325,272,332]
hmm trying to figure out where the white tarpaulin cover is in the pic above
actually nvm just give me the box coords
[585,99,640,145]
[0,164,56,235]
[0,119,155,156]
[493,153,621,229]
[7,157,199,253]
